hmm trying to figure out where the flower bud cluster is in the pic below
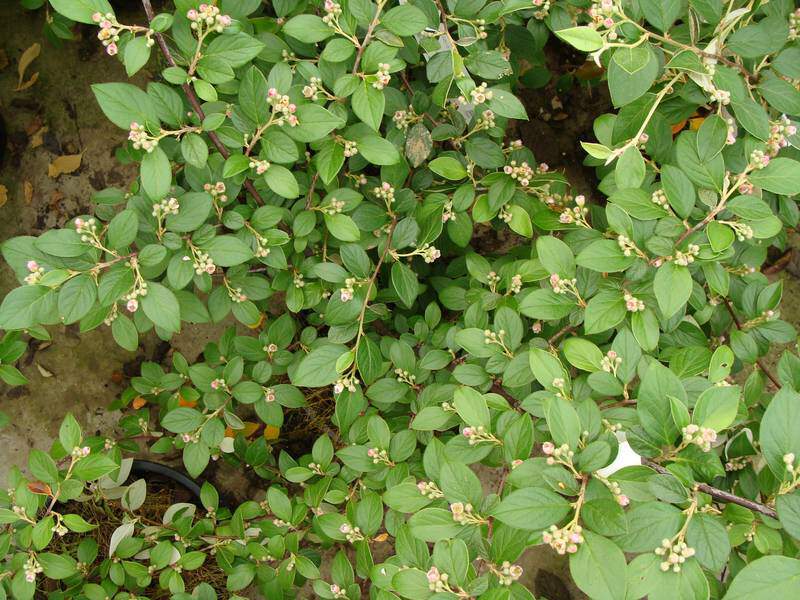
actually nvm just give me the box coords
[24,260,44,285]
[367,447,393,466]
[373,63,391,90]
[749,149,770,170]
[449,501,486,525]
[187,4,232,32]
[267,88,299,127]
[617,234,639,257]
[184,248,216,276]
[24,554,42,583]
[673,244,699,266]
[542,523,584,554]
[333,375,359,394]
[128,122,158,152]
[204,181,228,203]
[338,522,364,543]
[531,0,551,19]
[790,8,800,40]
[329,583,347,599]
[624,291,645,312]
[477,109,496,130]
[682,424,717,452]
[462,425,500,446]
[417,480,444,499]
[322,0,343,25]
[393,106,419,130]
[302,77,323,100]
[469,83,493,105]
[342,139,359,158]
[542,441,573,465]
[339,277,359,302]
[152,197,180,219]
[559,194,589,227]
[767,115,796,156]
[655,538,695,573]
[293,272,305,288]
[710,88,731,105]
[600,350,622,375]
[249,159,270,175]
[394,368,417,386]
[374,182,395,204]
[509,274,523,294]
[491,561,524,586]
[549,273,578,296]
[323,198,346,215]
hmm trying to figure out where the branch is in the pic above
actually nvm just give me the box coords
[352,0,386,74]
[722,298,782,389]
[141,0,266,206]
[643,460,777,520]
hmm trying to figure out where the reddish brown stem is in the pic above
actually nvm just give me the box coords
[141,0,265,206]
[722,298,782,389]
[643,460,777,519]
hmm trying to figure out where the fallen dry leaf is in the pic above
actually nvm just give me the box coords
[15,42,40,92]
[48,153,82,178]
[23,181,33,204]
[36,362,53,378]
[27,481,53,496]
[132,396,147,409]
[0,185,7,209]
[29,125,48,149]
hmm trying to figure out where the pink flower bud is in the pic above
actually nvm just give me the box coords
[126,299,138,313]
[92,12,103,22]
[27,260,39,272]
[106,42,118,56]
[462,427,473,437]
[426,567,440,583]
[617,494,629,506]
[542,442,555,455]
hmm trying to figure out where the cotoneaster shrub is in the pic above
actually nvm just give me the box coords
[2,0,800,598]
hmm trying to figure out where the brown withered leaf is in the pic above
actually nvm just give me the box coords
[15,42,40,91]
[36,362,54,378]
[48,153,83,178]
[0,185,7,209]
[405,123,433,168]
[27,481,53,496]
[23,181,33,204]
[29,125,48,149]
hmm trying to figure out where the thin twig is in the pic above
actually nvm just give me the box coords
[722,298,782,389]
[141,0,265,206]
[643,460,777,519]
[352,0,386,74]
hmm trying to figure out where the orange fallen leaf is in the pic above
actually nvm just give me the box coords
[671,119,688,135]
[29,125,48,149]
[23,181,33,204]
[132,396,147,409]
[178,396,197,408]
[28,481,52,496]
[48,153,83,178]
[0,185,7,209]
[263,424,280,441]
[373,532,389,542]
[15,42,40,92]
[689,117,705,131]
[225,421,260,438]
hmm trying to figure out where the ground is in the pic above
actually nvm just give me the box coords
[0,5,798,600]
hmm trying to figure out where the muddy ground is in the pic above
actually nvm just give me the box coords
[0,4,798,599]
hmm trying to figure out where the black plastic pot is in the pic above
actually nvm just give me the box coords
[130,459,201,500]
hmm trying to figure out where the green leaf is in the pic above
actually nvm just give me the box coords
[429,156,467,180]
[204,33,264,67]
[749,158,800,196]
[165,192,213,232]
[381,5,428,36]
[654,262,692,319]
[569,532,627,600]
[141,282,181,333]
[608,47,658,107]
[29,449,59,484]
[58,274,97,324]
[181,133,208,168]
[324,213,361,242]
[692,385,740,431]
[723,556,800,599]
[490,487,571,531]
[204,235,254,266]
[282,14,334,43]
[453,386,490,430]
[264,164,300,198]
[38,553,78,579]
[123,35,151,76]
[391,262,418,307]
[107,209,138,250]
[162,407,204,433]
[536,235,575,277]
[140,146,172,200]
[696,114,728,162]
[49,0,112,24]
[408,508,463,541]
[555,26,603,51]
[291,343,348,387]
[352,82,385,131]
[760,388,800,477]
[91,82,159,130]
[486,87,527,119]
[288,104,342,143]
[0,285,51,330]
